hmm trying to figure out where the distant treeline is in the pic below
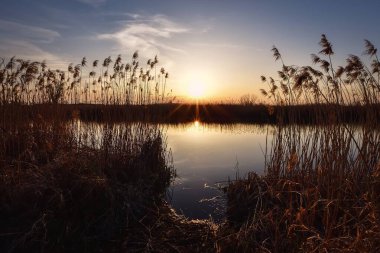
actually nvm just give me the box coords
[2,103,379,124]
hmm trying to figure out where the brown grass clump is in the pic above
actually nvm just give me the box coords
[0,53,221,252]
[0,115,175,252]
[123,203,217,252]
[217,35,380,253]
[2,35,380,253]
[217,125,380,252]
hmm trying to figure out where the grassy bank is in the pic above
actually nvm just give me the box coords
[0,116,178,252]
[217,125,380,252]
[215,35,380,252]
[0,53,218,252]
[1,34,380,252]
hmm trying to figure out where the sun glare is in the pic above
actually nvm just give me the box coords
[188,80,205,99]
[187,120,202,134]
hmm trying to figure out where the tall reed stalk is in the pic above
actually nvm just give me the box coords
[0,53,170,106]
[217,35,380,252]
[260,35,380,107]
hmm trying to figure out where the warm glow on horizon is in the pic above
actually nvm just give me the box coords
[0,1,378,102]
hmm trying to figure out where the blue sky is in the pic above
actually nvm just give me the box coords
[1,0,380,100]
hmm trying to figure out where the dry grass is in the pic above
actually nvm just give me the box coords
[2,35,380,252]
[0,53,220,252]
[0,111,176,252]
[218,125,380,252]
[217,35,380,253]
[0,53,171,106]
[123,203,217,252]
[260,35,380,107]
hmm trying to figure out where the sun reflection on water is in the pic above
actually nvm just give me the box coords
[185,120,202,135]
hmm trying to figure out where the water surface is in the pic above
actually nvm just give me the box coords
[165,122,273,220]
[73,120,274,220]
[73,121,370,221]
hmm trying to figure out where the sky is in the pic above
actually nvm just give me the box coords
[1,0,380,101]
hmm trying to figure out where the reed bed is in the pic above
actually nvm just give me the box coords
[0,51,219,252]
[7,103,374,125]
[0,52,186,252]
[260,35,380,107]
[0,53,171,106]
[2,35,380,252]
[0,115,177,252]
[218,125,380,252]
[217,35,380,252]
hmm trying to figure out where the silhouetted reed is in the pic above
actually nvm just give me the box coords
[2,35,380,252]
[0,52,180,252]
[0,53,171,106]
[260,35,380,107]
[218,35,380,252]
[0,51,218,251]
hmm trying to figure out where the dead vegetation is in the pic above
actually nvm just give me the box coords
[216,35,380,253]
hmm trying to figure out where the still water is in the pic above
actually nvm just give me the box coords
[73,121,370,221]
[165,122,274,220]
[75,120,274,220]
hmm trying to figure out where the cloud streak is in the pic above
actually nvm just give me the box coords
[97,14,188,57]
[0,40,68,68]
[0,19,60,43]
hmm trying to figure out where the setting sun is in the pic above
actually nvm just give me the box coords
[188,80,205,99]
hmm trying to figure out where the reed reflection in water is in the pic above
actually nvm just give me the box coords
[60,121,376,223]
[73,120,272,220]
[165,122,272,220]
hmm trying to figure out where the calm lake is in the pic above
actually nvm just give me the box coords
[165,122,274,220]
[74,121,368,221]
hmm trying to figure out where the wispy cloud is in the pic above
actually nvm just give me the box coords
[0,19,60,43]
[0,19,66,68]
[97,14,188,58]
[0,40,67,67]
